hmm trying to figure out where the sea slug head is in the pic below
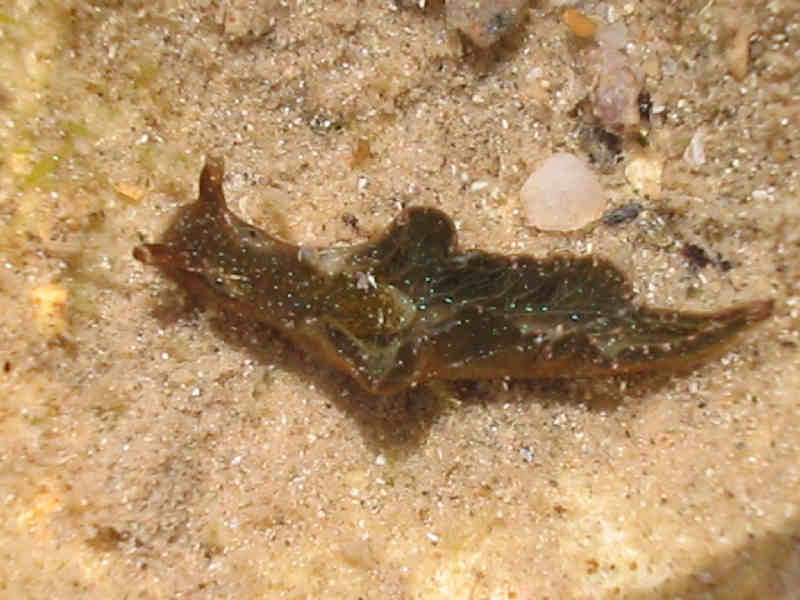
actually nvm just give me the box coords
[133,156,248,297]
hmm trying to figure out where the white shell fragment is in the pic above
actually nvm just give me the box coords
[683,128,707,168]
[521,153,606,231]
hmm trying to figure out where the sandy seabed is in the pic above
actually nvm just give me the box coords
[0,1,798,598]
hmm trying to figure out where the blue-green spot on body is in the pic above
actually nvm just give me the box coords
[133,156,775,395]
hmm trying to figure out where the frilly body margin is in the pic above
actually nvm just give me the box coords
[134,157,774,395]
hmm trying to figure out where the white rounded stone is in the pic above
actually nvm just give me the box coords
[520,153,606,231]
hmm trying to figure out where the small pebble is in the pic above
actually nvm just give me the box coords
[625,153,663,199]
[30,283,69,337]
[682,243,713,269]
[726,22,755,81]
[602,202,642,226]
[446,0,527,48]
[113,181,145,202]
[562,9,596,39]
[521,153,606,231]
[220,0,284,39]
[350,137,372,168]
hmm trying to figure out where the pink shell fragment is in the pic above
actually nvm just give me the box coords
[521,153,606,231]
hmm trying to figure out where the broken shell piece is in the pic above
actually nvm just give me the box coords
[521,153,606,231]
[683,128,707,168]
[585,45,643,133]
[595,22,628,50]
[31,283,69,338]
[625,153,664,199]
[446,0,527,48]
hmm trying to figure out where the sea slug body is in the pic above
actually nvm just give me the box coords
[133,157,774,395]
